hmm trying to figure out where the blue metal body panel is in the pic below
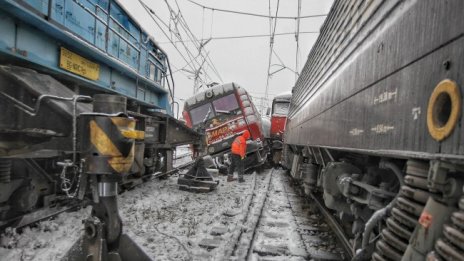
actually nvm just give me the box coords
[0,0,171,112]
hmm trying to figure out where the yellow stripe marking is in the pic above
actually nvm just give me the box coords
[90,120,134,173]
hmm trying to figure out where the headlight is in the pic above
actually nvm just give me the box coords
[208,146,215,153]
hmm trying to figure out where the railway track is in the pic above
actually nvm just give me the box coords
[196,168,348,260]
[3,163,352,261]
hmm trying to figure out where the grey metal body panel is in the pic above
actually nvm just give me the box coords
[286,0,464,160]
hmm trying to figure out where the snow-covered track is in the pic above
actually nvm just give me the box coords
[243,170,347,260]
[228,168,273,260]
[2,167,350,260]
[201,168,348,261]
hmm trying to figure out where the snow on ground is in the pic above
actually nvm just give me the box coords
[0,148,258,261]
[120,173,256,260]
[0,207,91,261]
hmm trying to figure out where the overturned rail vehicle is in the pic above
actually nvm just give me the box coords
[284,0,464,260]
[0,0,200,228]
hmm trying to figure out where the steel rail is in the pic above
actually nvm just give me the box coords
[309,192,354,259]
[243,169,274,260]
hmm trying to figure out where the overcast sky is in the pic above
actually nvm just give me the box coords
[119,0,333,116]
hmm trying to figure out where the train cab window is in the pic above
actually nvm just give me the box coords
[190,103,215,125]
[212,94,241,115]
[149,63,156,81]
[273,102,290,115]
[155,67,162,84]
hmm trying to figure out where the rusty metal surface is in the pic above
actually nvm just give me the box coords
[286,0,464,160]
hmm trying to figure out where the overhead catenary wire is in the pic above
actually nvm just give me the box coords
[186,0,327,20]
[171,0,219,73]
[173,0,224,84]
[295,0,302,82]
[209,9,214,39]
[159,31,319,43]
[139,0,209,83]
[136,0,209,103]
[164,1,214,85]
[137,0,198,75]
[138,0,214,87]
[168,0,224,84]
[263,0,280,113]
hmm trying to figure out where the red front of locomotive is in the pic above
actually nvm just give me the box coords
[182,83,267,168]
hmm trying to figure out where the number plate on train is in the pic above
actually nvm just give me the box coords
[59,47,100,81]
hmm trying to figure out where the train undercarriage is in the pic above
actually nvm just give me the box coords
[284,145,464,260]
[0,65,202,230]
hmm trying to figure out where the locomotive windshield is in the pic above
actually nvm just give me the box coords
[212,94,240,114]
[273,102,290,116]
[190,103,214,125]
[189,93,241,126]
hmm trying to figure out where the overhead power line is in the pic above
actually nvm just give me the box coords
[138,0,217,87]
[170,0,224,83]
[138,0,197,73]
[159,31,319,43]
[264,0,280,110]
[186,0,327,19]
[295,0,302,82]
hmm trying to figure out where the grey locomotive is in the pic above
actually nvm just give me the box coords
[284,0,464,260]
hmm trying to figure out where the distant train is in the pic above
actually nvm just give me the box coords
[0,0,199,227]
[182,83,267,170]
[284,0,464,260]
[269,92,291,166]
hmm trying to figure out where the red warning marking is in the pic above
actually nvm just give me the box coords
[419,211,433,228]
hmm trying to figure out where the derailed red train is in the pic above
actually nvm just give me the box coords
[183,83,267,170]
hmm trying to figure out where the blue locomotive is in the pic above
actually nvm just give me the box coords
[0,0,170,110]
[0,0,199,235]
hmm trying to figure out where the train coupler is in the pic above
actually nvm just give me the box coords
[64,94,150,261]
[177,157,219,193]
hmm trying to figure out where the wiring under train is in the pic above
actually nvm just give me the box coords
[58,160,82,198]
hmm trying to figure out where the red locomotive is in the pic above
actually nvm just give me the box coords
[269,92,291,166]
[183,83,267,170]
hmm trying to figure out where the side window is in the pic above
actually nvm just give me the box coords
[149,63,156,81]
[273,102,290,115]
[155,68,162,84]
